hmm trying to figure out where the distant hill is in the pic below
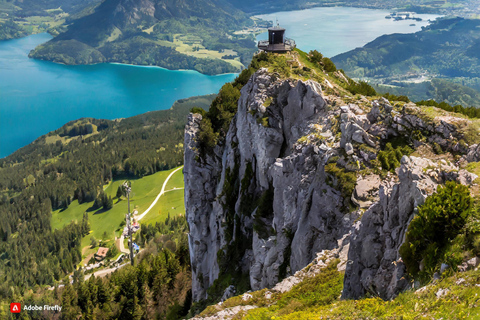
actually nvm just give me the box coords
[331,17,480,107]
[0,0,101,39]
[332,17,480,83]
[1,0,100,16]
[29,0,256,75]
[374,78,480,108]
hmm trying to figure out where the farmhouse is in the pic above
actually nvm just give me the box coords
[94,247,109,261]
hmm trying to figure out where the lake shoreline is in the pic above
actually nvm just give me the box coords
[108,62,240,77]
[27,57,241,77]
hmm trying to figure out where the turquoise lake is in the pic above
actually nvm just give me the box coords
[0,33,237,158]
[0,7,441,158]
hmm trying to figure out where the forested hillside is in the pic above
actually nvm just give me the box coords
[0,19,27,40]
[0,95,214,305]
[0,0,100,40]
[28,0,257,75]
[2,216,192,320]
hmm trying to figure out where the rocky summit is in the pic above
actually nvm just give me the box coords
[183,50,480,308]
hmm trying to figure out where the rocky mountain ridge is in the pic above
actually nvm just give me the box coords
[184,51,480,308]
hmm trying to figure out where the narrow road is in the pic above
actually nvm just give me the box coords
[119,236,129,254]
[84,262,129,280]
[119,166,183,253]
[48,257,132,290]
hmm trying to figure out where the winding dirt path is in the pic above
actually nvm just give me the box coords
[136,166,184,221]
[119,166,184,253]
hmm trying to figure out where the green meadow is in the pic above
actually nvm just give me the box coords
[50,166,185,260]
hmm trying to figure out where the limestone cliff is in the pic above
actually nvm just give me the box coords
[185,68,355,301]
[184,53,480,303]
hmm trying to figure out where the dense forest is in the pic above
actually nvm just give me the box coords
[0,95,214,306]
[0,19,27,40]
[2,216,191,320]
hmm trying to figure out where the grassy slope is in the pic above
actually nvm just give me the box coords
[247,271,480,319]
[201,261,480,319]
[51,166,184,262]
[140,168,185,226]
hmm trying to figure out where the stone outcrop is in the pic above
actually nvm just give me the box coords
[463,143,480,162]
[342,156,477,300]
[272,246,349,293]
[354,174,381,208]
[191,305,258,320]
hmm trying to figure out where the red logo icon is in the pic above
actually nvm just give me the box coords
[10,303,21,313]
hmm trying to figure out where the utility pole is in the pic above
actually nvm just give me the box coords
[123,182,134,266]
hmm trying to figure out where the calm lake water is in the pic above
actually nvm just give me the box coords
[256,7,441,57]
[1,7,441,158]
[0,33,237,158]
